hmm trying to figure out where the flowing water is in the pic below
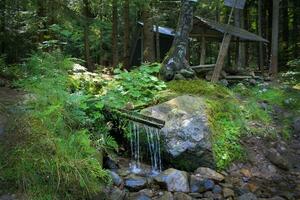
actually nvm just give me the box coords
[129,121,162,175]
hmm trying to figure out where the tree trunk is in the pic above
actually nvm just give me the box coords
[142,3,155,63]
[200,36,206,65]
[238,9,246,68]
[112,0,118,67]
[159,0,196,81]
[123,0,130,69]
[292,0,300,57]
[155,24,160,62]
[83,0,93,70]
[258,0,264,72]
[270,0,280,76]
[0,0,6,56]
[37,0,46,43]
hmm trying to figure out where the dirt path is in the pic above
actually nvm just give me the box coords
[0,86,24,136]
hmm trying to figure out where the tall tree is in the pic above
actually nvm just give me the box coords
[142,1,155,63]
[270,0,280,76]
[159,0,197,81]
[235,9,246,68]
[82,0,93,70]
[123,0,130,69]
[112,0,119,67]
[258,0,264,71]
[0,0,6,56]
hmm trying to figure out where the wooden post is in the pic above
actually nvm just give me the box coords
[200,35,206,65]
[155,24,161,62]
[211,33,232,82]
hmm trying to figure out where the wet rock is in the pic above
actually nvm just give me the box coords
[173,192,192,200]
[194,167,225,182]
[142,96,214,171]
[212,185,222,194]
[124,175,147,192]
[265,148,290,170]
[204,179,215,191]
[108,170,123,186]
[293,117,300,134]
[138,189,155,198]
[223,188,235,198]
[203,191,214,198]
[154,168,190,192]
[238,193,257,200]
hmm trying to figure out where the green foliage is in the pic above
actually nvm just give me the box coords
[0,52,112,199]
[100,63,167,108]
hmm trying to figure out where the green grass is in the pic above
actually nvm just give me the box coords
[0,51,111,199]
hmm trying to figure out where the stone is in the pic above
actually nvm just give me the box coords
[142,96,214,171]
[138,189,155,198]
[173,192,192,200]
[124,175,147,192]
[104,157,119,170]
[265,148,290,170]
[188,193,203,198]
[0,194,17,200]
[194,167,225,182]
[108,170,123,186]
[293,117,300,134]
[212,185,222,194]
[203,191,214,198]
[240,169,252,178]
[190,175,206,193]
[129,193,152,200]
[223,188,235,198]
[154,168,190,192]
[156,192,174,200]
[102,187,127,200]
[238,193,257,200]
[220,79,229,87]
[0,79,6,87]
[204,179,215,191]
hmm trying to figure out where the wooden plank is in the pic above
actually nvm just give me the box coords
[211,33,232,82]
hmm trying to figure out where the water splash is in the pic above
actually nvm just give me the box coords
[129,121,162,174]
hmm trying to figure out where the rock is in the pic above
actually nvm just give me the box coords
[293,117,300,134]
[129,193,152,200]
[190,175,206,193]
[101,187,127,200]
[124,175,147,192]
[212,185,222,194]
[108,170,123,186]
[223,188,235,198]
[0,194,17,200]
[138,189,155,198]
[220,79,229,87]
[173,192,192,200]
[174,73,186,80]
[265,148,290,170]
[72,63,87,73]
[154,168,190,192]
[204,179,215,191]
[203,191,214,198]
[194,167,225,182]
[249,79,257,86]
[238,193,257,200]
[156,192,173,200]
[142,96,213,171]
[189,193,203,198]
[104,157,119,170]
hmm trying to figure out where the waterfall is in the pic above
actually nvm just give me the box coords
[129,121,162,174]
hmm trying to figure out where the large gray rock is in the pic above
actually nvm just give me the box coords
[154,168,190,192]
[194,167,225,182]
[293,117,300,134]
[142,95,214,170]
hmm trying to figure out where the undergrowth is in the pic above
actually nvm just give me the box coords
[0,51,112,199]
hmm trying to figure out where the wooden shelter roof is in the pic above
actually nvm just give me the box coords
[191,16,269,43]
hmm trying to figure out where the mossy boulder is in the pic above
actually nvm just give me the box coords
[142,95,215,171]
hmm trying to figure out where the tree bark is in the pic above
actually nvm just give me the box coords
[83,0,93,70]
[159,0,196,81]
[112,0,119,67]
[258,0,264,72]
[142,3,155,63]
[123,0,130,69]
[200,36,206,65]
[0,0,6,55]
[292,0,300,57]
[270,0,280,76]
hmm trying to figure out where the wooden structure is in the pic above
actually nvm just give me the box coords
[130,17,268,71]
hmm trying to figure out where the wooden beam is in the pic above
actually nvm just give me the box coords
[211,33,232,82]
